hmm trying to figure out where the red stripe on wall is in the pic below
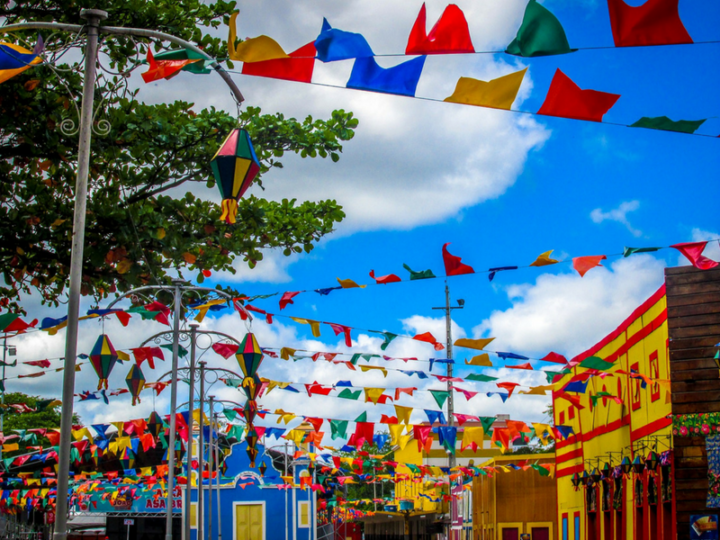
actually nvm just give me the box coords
[557,463,584,478]
[556,447,583,465]
[630,415,672,442]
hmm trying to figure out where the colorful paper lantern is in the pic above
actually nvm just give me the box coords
[259,462,267,477]
[236,332,264,379]
[210,129,261,224]
[245,427,259,468]
[632,455,645,474]
[590,468,601,484]
[645,451,659,472]
[89,334,118,390]
[125,365,146,406]
[620,456,632,476]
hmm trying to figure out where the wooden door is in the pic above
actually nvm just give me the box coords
[235,503,263,540]
[531,527,550,540]
[502,528,519,540]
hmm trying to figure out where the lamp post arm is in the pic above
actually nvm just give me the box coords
[101,25,244,104]
[0,22,244,105]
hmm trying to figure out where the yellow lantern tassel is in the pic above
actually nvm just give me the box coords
[220,199,238,224]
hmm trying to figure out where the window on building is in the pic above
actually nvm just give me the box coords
[562,514,569,540]
[299,500,310,528]
[569,407,575,420]
[559,411,565,425]
[630,362,642,411]
[574,512,581,540]
[649,351,660,402]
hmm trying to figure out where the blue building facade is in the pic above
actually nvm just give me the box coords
[186,441,316,540]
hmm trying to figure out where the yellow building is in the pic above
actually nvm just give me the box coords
[553,285,674,540]
[472,453,556,540]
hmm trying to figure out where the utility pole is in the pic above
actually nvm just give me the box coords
[432,281,464,540]
[208,396,214,540]
[198,361,206,540]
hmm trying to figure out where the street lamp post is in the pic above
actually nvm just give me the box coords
[0,12,245,540]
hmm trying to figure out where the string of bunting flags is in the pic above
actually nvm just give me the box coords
[202,3,720,137]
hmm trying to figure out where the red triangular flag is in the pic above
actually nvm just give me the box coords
[671,241,719,270]
[540,351,567,364]
[538,69,620,122]
[572,255,607,277]
[607,0,692,48]
[405,3,475,55]
[369,270,402,285]
[413,332,445,351]
[507,362,533,370]
[141,49,199,83]
[442,243,474,276]
[242,42,316,83]
[279,291,301,310]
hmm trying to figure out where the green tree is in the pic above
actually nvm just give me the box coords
[1,392,77,457]
[0,0,358,311]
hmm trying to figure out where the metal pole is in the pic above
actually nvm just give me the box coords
[207,396,213,540]
[165,280,184,540]
[214,410,222,540]
[53,10,107,540]
[284,441,289,540]
[197,362,206,540]
[184,324,198,540]
[1,335,6,464]
[444,283,456,540]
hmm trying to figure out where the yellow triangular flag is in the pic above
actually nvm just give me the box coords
[289,317,321,337]
[117,350,130,361]
[280,347,296,360]
[337,278,366,289]
[395,405,413,425]
[389,424,405,446]
[444,68,527,110]
[465,353,492,367]
[454,338,495,351]
[360,365,387,378]
[227,13,289,63]
[530,250,559,267]
[364,388,386,404]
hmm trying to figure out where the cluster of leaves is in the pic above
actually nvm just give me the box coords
[0,0,359,311]
[1,392,78,457]
[335,437,395,504]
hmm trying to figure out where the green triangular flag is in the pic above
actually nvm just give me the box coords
[630,116,706,134]
[224,408,238,422]
[371,331,398,351]
[402,264,436,281]
[465,374,498,382]
[0,313,19,332]
[506,0,574,57]
[544,371,560,384]
[429,390,449,408]
[590,391,614,407]
[153,49,213,75]
[355,411,368,423]
[160,344,188,358]
[350,354,362,365]
[479,416,496,435]
[330,420,349,440]
[338,389,361,400]
[579,356,615,371]
[127,307,160,320]
[623,246,662,257]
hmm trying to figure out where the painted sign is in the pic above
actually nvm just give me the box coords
[75,486,183,514]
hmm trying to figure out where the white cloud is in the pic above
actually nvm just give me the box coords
[216,250,297,284]
[687,228,720,264]
[472,255,667,358]
[134,0,550,234]
[590,200,642,237]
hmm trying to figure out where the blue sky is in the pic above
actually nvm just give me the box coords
[8,0,720,427]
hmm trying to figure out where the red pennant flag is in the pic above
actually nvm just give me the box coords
[369,270,402,285]
[538,69,620,122]
[212,342,240,359]
[304,417,324,432]
[507,362,533,370]
[671,241,719,270]
[607,0,692,48]
[242,42,316,83]
[328,323,353,347]
[496,381,520,397]
[556,392,586,410]
[454,413,480,426]
[442,243,475,276]
[131,347,164,369]
[573,255,607,277]
[540,351,567,364]
[405,3,475,55]
[279,291,301,310]
[305,382,333,397]
[142,49,199,83]
[413,425,432,452]
[394,387,416,400]
[380,415,398,424]
[413,332,445,351]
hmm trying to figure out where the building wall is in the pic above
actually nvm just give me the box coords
[553,286,673,540]
[665,265,720,540]
[472,454,556,540]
